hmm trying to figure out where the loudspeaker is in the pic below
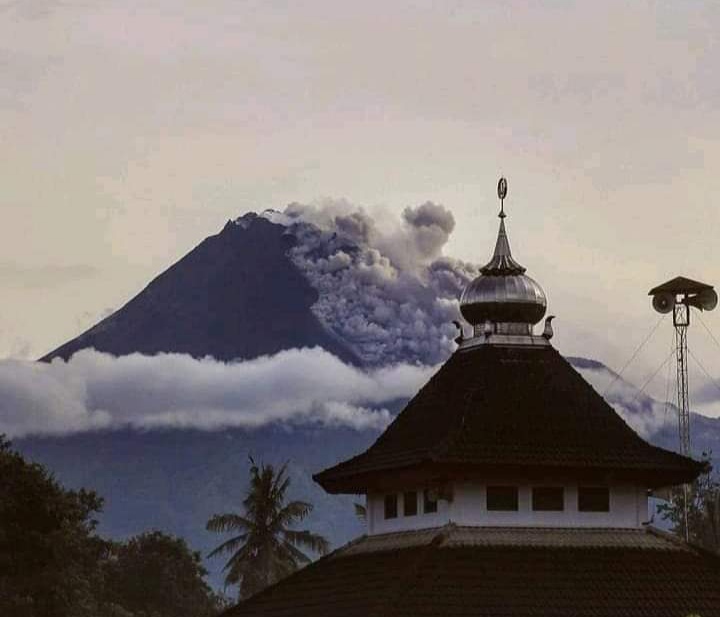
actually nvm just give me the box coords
[688,288,718,312]
[652,292,675,314]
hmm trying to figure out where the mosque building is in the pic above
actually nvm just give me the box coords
[228,180,720,616]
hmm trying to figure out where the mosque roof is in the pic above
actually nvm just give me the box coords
[226,524,720,617]
[315,344,704,493]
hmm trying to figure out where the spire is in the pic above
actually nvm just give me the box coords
[480,178,526,275]
[459,176,546,331]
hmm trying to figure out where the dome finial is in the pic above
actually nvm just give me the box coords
[497,177,507,219]
[459,176,547,333]
[481,178,525,276]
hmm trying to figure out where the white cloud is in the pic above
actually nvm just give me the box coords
[0,348,436,438]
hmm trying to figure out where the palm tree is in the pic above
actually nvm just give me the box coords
[206,459,330,599]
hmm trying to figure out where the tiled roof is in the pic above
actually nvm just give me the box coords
[315,345,704,493]
[226,526,720,617]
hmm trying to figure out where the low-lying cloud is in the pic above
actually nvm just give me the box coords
[0,348,436,438]
[0,347,695,442]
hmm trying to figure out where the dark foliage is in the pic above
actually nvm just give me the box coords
[0,435,108,617]
[0,437,223,617]
[103,531,224,617]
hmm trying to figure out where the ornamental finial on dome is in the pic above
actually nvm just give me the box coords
[498,176,507,218]
[459,177,547,331]
[480,177,526,276]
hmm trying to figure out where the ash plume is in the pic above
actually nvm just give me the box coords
[260,200,480,366]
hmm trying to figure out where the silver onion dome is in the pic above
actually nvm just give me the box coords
[460,180,547,330]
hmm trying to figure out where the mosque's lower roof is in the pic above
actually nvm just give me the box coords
[225,524,720,617]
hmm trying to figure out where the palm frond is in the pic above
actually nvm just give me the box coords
[222,543,256,573]
[273,500,313,529]
[224,553,256,587]
[280,539,312,565]
[206,533,249,559]
[206,513,253,533]
[271,462,291,499]
[282,529,330,555]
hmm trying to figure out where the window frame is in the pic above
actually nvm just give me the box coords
[577,486,610,512]
[486,485,519,512]
[423,489,438,514]
[384,493,398,519]
[403,491,418,517]
[532,486,565,512]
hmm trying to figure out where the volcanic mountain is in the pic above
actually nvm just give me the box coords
[43,204,479,367]
[42,214,358,364]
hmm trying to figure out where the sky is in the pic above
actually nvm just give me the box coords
[1,0,720,414]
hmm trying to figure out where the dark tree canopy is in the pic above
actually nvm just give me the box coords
[0,436,223,617]
[103,531,222,617]
[0,435,107,617]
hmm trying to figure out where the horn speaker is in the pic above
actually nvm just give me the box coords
[652,292,675,314]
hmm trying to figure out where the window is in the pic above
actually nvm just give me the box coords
[403,491,418,517]
[423,489,438,514]
[487,486,519,511]
[384,494,398,519]
[578,486,610,512]
[532,486,564,511]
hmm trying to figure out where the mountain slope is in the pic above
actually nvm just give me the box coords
[42,215,358,364]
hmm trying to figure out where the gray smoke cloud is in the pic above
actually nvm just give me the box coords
[260,200,480,366]
[0,348,436,438]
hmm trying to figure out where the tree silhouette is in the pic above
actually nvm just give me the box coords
[206,459,329,599]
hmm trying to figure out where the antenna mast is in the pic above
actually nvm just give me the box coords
[673,303,690,459]
[649,276,717,541]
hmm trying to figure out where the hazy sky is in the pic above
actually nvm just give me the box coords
[2,1,720,411]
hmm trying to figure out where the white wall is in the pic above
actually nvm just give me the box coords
[367,481,648,535]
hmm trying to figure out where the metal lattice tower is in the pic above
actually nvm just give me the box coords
[673,303,690,458]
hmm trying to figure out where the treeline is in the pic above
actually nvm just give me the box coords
[0,437,225,617]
